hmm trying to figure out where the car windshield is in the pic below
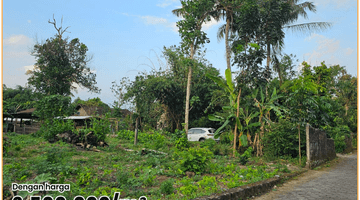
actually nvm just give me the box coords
[209,129,215,133]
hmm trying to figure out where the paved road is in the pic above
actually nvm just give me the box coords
[255,153,357,200]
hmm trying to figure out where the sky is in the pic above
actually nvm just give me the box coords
[2,0,358,108]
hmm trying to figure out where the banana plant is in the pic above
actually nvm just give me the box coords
[207,69,257,155]
[252,86,285,156]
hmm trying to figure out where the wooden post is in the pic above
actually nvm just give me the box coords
[14,118,16,133]
[306,123,310,169]
[298,123,301,166]
[115,120,119,132]
[134,117,139,145]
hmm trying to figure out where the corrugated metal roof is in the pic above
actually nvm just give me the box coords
[63,116,93,120]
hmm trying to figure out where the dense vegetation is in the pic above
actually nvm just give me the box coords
[2,1,357,200]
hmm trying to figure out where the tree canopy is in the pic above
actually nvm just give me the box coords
[27,17,100,96]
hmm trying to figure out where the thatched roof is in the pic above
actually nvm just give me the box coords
[75,104,110,117]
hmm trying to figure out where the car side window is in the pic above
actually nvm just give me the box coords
[194,129,206,134]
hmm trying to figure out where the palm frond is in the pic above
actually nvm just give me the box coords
[172,7,184,17]
[284,22,332,35]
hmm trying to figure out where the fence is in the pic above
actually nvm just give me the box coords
[13,124,40,134]
[306,124,336,169]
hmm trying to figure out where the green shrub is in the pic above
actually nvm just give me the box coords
[117,129,166,149]
[175,137,189,150]
[263,119,305,158]
[197,176,218,192]
[239,147,253,165]
[37,119,75,141]
[160,178,175,195]
[200,139,220,155]
[322,125,351,153]
[3,137,10,156]
[76,117,111,143]
[177,147,213,174]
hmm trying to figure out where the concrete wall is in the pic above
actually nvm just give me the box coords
[306,124,336,169]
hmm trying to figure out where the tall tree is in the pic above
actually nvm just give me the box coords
[3,85,37,114]
[173,0,215,133]
[266,0,332,72]
[27,16,100,96]
[214,0,251,72]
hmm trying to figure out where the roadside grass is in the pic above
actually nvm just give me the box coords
[3,131,304,200]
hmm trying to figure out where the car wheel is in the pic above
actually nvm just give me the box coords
[199,138,205,142]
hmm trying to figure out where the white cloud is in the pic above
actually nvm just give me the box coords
[141,16,168,25]
[303,33,351,66]
[24,65,34,72]
[156,0,178,8]
[314,0,355,9]
[140,15,178,32]
[4,51,31,60]
[345,47,354,55]
[4,35,32,46]
[202,17,221,31]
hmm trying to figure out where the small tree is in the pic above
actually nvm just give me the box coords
[27,16,100,96]
[285,64,320,164]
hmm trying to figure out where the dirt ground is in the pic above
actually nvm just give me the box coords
[251,151,357,200]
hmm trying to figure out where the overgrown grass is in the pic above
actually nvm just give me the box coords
[3,130,303,200]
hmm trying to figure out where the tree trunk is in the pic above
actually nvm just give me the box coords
[345,104,349,116]
[184,45,195,134]
[184,66,192,134]
[257,114,264,157]
[266,42,271,79]
[134,117,139,145]
[225,12,231,72]
[298,123,301,165]
[233,88,242,156]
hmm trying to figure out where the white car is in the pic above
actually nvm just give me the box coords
[187,128,219,142]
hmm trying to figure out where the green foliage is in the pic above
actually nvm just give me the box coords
[263,119,305,158]
[239,147,253,165]
[76,117,111,143]
[175,137,189,150]
[3,138,11,156]
[93,186,122,199]
[34,94,75,120]
[160,178,175,195]
[117,129,166,150]
[176,146,213,174]
[115,167,132,189]
[322,125,351,153]
[28,26,99,96]
[117,46,221,132]
[3,85,37,114]
[197,176,218,192]
[199,139,221,155]
[77,167,93,186]
[34,147,76,176]
[37,119,75,141]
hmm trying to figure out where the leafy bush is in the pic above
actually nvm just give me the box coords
[93,186,122,199]
[239,147,253,165]
[76,117,111,143]
[172,129,186,140]
[117,129,166,150]
[160,178,175,195]
[263,119,305,158]
[200,139,221,155]
[322,125,351,153]
[197,176,218,193]
[176,147,213,174]
[3,137,10,156]
[175,137,189,150]
[37,119,75,141]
